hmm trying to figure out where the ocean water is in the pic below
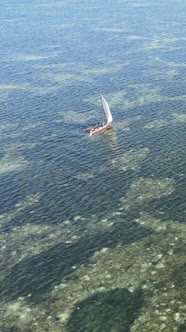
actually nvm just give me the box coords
[0,0,186,331]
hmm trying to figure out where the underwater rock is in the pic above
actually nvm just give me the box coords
[121,177,175,211]
[109,148,150,172]
[144,119,168,129]
[0,152,28,175]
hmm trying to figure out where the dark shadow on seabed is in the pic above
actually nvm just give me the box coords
[177,322,186,332]
[66,287,144,332]
[172,263,186,294]
[0,220,153,303]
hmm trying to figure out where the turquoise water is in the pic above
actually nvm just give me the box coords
[0,0,186,331]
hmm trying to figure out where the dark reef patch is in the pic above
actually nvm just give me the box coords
[0,221,152,303]
[66,287,144,332]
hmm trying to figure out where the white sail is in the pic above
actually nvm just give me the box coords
[101,95,113,124]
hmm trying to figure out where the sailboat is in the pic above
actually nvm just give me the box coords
[89,95,113,136]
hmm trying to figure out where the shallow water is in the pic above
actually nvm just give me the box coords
[0,0,186,331]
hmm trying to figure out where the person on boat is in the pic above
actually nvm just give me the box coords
[94,120,101,128]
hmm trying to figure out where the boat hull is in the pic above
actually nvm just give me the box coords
[89,123,112,136]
